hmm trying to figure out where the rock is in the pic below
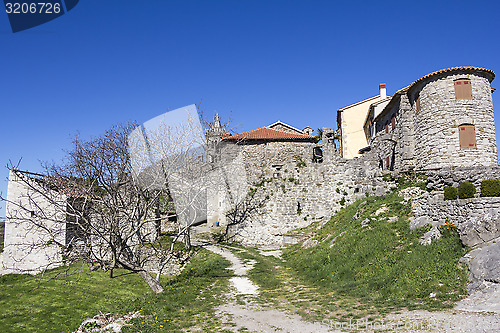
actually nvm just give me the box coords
[302,237,318,249]
[459,218,500,248]
[374,205,388,216]
[455,282,500,314]
[361,218,370,227]
[410,216,431,230]
[466,241,500,293]
[419,226,441,245]
[387,216,398,223]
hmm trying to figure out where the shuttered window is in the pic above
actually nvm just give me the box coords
[459,125,476,149]
[455,79,472,99]
[391,116,396,131]
[415,96,421,113]
[386,156,390,169]
[385,122,389,134]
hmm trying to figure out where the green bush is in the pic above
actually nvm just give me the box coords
[458,181,476,199]
[480,179,500,197]
[443,186,458,200]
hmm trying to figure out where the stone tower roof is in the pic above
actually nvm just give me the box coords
[409,66,495,91]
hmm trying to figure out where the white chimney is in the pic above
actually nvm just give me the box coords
[379,83,387,99]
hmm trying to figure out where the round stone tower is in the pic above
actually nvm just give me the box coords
[408,67,497,170]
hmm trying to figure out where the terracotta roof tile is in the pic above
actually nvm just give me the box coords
[223,126,315,141]
[409,66,495,90]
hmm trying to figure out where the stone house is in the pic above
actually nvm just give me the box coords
[206,120,318,229]
[363,66,497,171]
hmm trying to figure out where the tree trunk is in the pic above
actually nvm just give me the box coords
[183,228,191,249]
[136,269,164,293]
[120,258,164,293]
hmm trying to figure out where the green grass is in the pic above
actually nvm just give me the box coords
[283,189,469,311]
[0,249,232,333]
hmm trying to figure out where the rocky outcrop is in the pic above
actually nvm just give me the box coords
[456,240,500,313]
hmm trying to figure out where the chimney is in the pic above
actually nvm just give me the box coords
[379,83,387,99]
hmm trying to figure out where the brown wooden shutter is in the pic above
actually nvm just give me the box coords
[459,125,476,148]
[455,79,472,99]
[386,156,390,169]
[415,96,420,113]
[385,123,389,133]
[391,116,396,131]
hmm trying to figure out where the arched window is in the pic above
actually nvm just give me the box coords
[455,79,472,100]
[459,124,476,149]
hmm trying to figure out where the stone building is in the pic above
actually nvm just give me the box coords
[364,66,497,171]
[206,120,389,245]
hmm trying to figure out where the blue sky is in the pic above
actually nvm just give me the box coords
[1,0,500,216]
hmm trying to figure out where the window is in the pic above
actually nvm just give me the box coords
[415,96,420,113]
[459,124,476,149]
[386,156,390,169]
[455,79,472,100]
[385,122,389,134]
[391,115,396,131]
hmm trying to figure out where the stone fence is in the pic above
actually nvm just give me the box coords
[423,166,500,191]
[411,190,500,248]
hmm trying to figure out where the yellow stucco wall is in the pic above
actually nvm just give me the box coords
[340,95,383,159]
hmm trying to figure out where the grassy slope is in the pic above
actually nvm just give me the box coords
[283,187,469,312]
[0,249,232,333]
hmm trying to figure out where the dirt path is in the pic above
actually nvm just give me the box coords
[204,244,336,332]
[204,244,500,333]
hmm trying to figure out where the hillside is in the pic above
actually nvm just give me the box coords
[282,183,469,311]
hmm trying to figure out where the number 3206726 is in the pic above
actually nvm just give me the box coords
[5,2,61,14]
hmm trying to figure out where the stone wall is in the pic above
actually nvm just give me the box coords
[423,166,500,191]
[211,141,392,246]
[411,190,500,248]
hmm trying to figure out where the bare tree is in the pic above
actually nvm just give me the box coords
[224,183,268,242]
[1,115,211,293]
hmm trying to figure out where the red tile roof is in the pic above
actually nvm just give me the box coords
[409,66,495,90]
[223,126,315,141]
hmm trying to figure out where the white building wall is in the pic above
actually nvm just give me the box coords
[1,170,67,275]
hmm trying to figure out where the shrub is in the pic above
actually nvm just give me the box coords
[458,181,476,199]
[480,179,500,197]
[443,186,458,200]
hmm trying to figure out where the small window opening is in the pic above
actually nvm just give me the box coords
[391,115,396,131]
[385,122,389,134]
[313,146,323,163]
[455,79,472,100]
[459,124,477,149]
[415,95,421,113]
